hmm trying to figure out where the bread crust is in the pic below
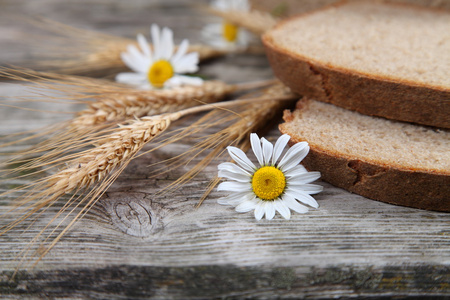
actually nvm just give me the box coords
[280,101,450,212]
[263,4,450,129]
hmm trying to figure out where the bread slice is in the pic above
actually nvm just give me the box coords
[263,1,450,128]
[279,98,450,212]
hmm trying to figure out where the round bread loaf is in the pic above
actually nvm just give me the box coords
[280,98,450,212]
[263,1,450,128]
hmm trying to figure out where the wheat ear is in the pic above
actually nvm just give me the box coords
[0,67,276,179]
[73,80,244,128]
[1,93,296,235]
[1,92,296,271]
[53,92,297,193]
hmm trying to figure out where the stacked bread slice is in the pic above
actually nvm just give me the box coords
[262,1,450,211]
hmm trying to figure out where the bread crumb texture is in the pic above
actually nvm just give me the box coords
[269,2,450,89]
[281,99,450,174]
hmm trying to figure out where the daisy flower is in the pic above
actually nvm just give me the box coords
[202,0,251,50]
[116,24,203,89]
[217,133,323,220]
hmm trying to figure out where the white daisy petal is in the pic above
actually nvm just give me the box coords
[217,197,232,205]
[227,146,256,172]
[283,194,309,214]
[218,162,251,176]
[231,192,254,204]
[261,138,274,166]
[283,165,309,177]
[289,184,323,195]
[218,169,250,182]
[137,33,152,58]
[228,198,254,207]
[250,133,264,166]
[287,171,321,184]
[171,39,189,64]
[173,52,199,73]
[217,181,250,192]
[285,189,319,208]
[278,142,310,172]
[120,52,139,73]
[115,72,147,85]
[167,75,203,87]
[235,198,257,213]
[274,200,291,220]
[265,202,275,220]
[218,192,252,206]
[121,50,147,74]
[161,27,174,60]
[163,76,182,88]
[254,203,265,220]
[218,162,247,172]
[272,134,291,165]
[151,24,161,60]
[127,44,148,68]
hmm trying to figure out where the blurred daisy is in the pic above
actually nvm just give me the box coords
[202,0,251,50]
[116,24,203,89]
[217,134,322,220]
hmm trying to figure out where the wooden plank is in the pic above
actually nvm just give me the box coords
[0,0,449,299]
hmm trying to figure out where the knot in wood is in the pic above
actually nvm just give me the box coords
[109,198,154,237]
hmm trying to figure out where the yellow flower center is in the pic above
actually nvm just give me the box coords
[147,60,174,88]
[251,166,286,201]
[222,21,239,42]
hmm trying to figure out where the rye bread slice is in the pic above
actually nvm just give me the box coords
[279,98,450,212]
[263,1,450,128]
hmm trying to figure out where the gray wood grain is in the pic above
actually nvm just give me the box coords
[0,1,449,299]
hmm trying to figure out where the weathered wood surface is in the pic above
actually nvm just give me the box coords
[0,0,449,299]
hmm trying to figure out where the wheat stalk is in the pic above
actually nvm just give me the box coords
[0,67,277,180]
[0,68,277,129]
[1,93,297,269]
[17,18,231,76]
[6,93,295,202]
